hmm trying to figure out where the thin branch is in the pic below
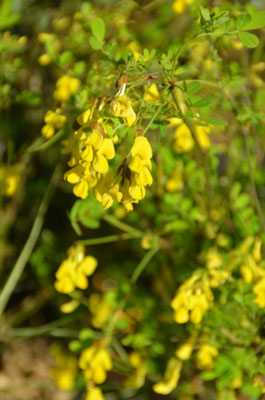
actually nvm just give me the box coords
[0,165,62,318]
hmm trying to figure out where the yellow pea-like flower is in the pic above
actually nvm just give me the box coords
[196,344,218,369]
[112,95,136,127]
[153,358,182,395]
[85,386,105,400]
[144,83,159,102]
[55,246,98,294]
[38,53,52,65]
[176,342,194,360]
[79,345,112,384]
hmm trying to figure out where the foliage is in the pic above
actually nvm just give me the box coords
[1,0,265,399]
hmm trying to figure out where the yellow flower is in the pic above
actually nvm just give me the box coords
[196,344,218,369]
[172,0,193,15]
[171,272,213,324]
[54,74,80,103]
[85,386,105,400]
[64,124,116,201]
[38,53,52,65]
[55,245,98,294]
[176,342,193,360]
[166,162,184,192]
[112,95,136,127]
[118,136,153,210]
[253,277,265,308]
[153,358,182,395]
[144,83,159,102]
[173,121,212,153]
[93,171,122,210]
[50,345,77,391]
[0,166,21,196]
[79,345,112,384]
[89,293,113,328]
[42,109,66,139]
[124,352,147,389]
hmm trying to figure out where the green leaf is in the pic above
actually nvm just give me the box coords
[0,12,21,29]
[193,98,213,108]
[197,116,228,126]
[234,193,250,209]
[58,51,73,68]
[200,6,211,21]
[241,384,261,399]
[0,0,12,16]
[186,81,201,94]
[238,31,259,48]
[91,17,105,44]
[164,220,189,233]
[236,13,251,30]
[243,10,265,30]
[89,36,102,50]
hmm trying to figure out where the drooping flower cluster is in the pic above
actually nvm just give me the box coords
[63,97,153,211]
[171,271,213,324]
[64,121,116,200]
[55,245,98,294]
[153,358,182,395]
[121,136,153,211]
[41,109,66,139]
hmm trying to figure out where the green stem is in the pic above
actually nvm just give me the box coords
[171,88,211,205]
[244,131,265,232]
[0,166,61,318]
[76,232,142,245]
[143,102,165,135]
[130,246,159,284]
[103,214,142,234]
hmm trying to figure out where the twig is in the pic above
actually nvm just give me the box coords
[130,246,159,284]
[76,232,142,245]
[0,165,62,318]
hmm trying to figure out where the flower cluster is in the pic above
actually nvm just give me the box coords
[64,119,116,200]
[89,293,113,329]
[153,358,182,395]
[166,162,184,192]
[79,344,112,384]
[55,245,98,294]
[41,109,66,139]
[63,97,153,211]
[169,118,211,153]
[196,344,218,369]
[121,136,153,211]
[54,74,80,103]
[171,271,213,324]
[204,247,230,287]
[238,237,265,308]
